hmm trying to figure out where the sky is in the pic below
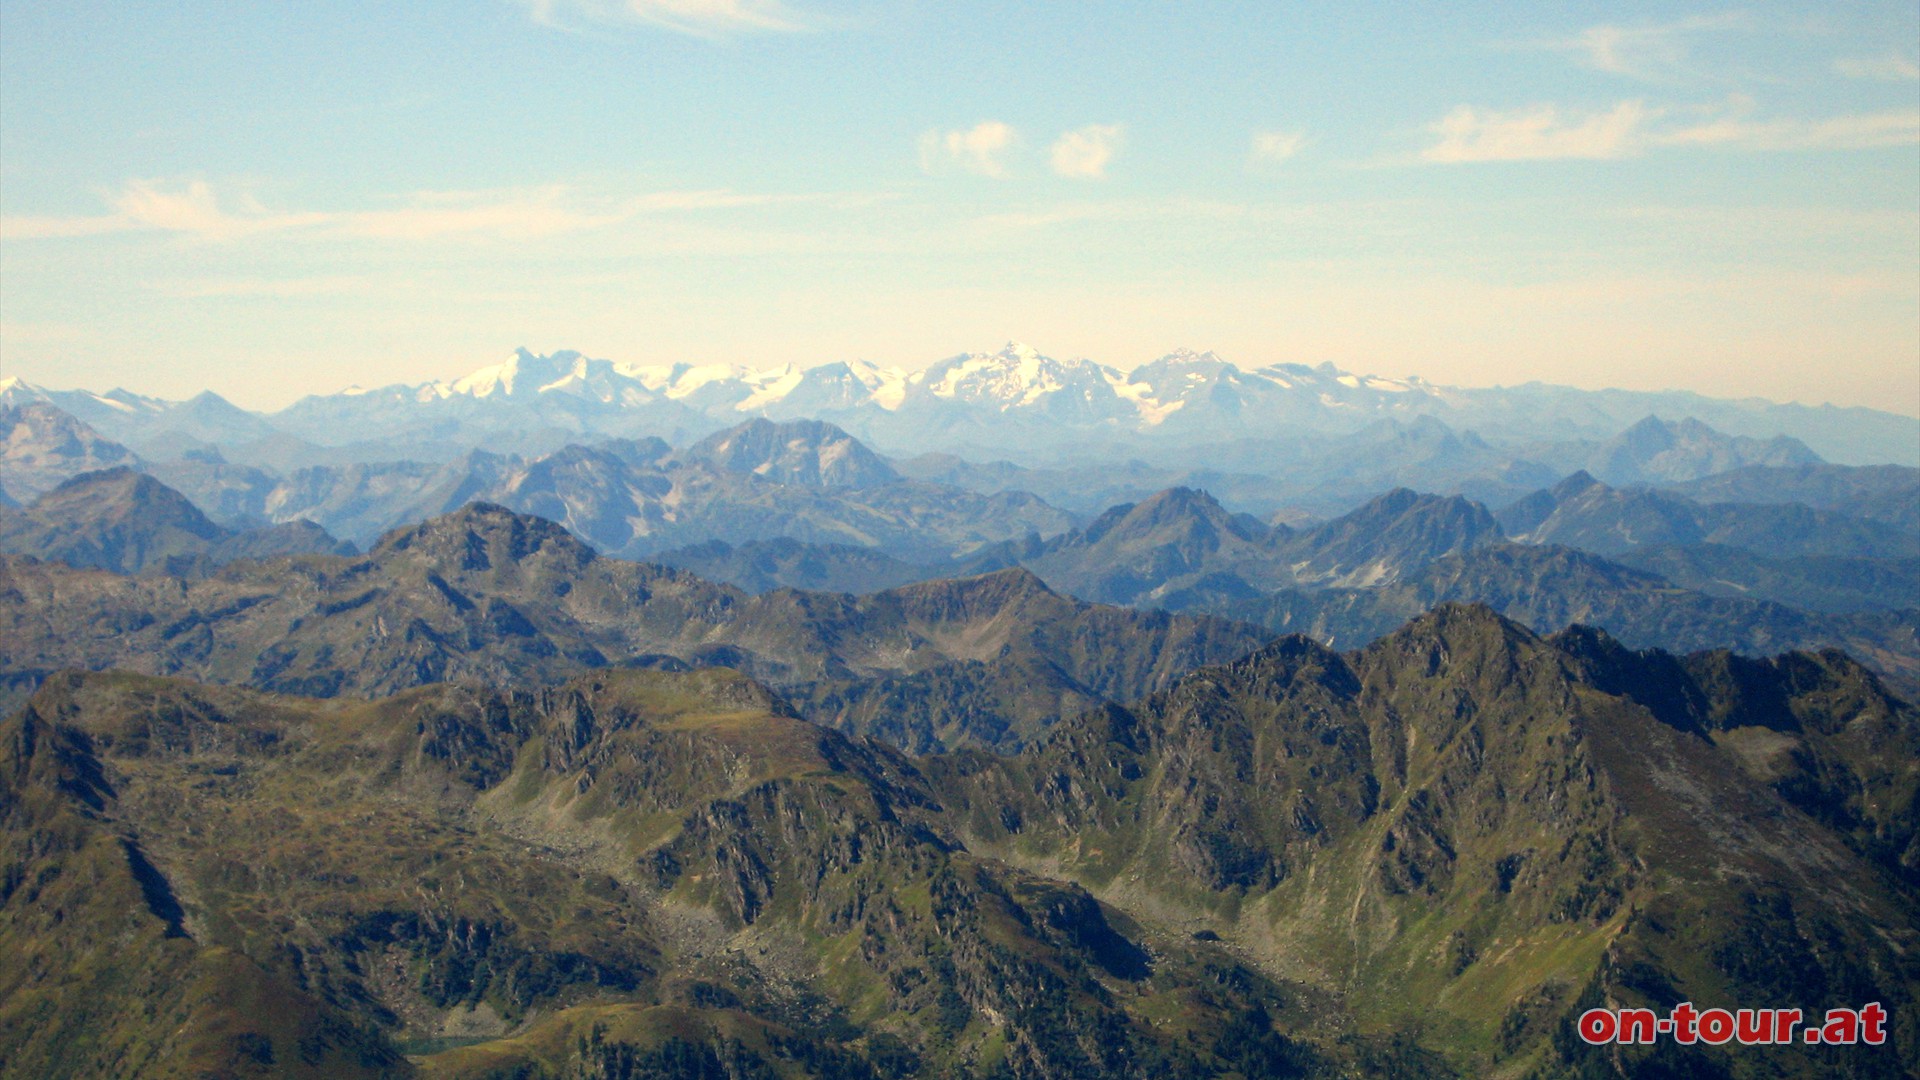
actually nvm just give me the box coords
[1,1,1917,414]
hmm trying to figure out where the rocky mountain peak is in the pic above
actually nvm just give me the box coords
[886,564,1059,623]
[0,403,140,501]
[1591,415,1824,485]
[1550,469,1604,500]
[686,417,899,489]
[41,467,225,540]
[370,501,597,572]
[1284,489,1504,588]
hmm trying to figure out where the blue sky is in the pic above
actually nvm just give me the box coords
[2,1,1916,413]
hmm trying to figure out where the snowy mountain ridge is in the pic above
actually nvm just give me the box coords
[5,343,1912,466]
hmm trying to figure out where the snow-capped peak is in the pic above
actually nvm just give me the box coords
[444,347,573,398]
[846,359,908,410]
[736,363,804,411]
[425,348,667,406]
[901,342,1129,415]
[1156,347,1227,366]
[0,377,53,411]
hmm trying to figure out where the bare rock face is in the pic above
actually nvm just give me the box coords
[686,417,902,490]
[0,403,139,501]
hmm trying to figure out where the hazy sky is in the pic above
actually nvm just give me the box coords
[2,1,1917,413]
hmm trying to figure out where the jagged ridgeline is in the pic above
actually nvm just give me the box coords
[0,503,1270,753]
[4,606,1917,1078]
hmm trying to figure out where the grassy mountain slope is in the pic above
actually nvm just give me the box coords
[0,667,1349,1079]
[931,605,1920,1077]
[7,607,1914,1077]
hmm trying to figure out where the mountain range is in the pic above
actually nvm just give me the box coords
[5,346,1920,1078]
[5,396,1899,556]
[5,603,1914,1077]
[5,343,1912,470]
[8,421,1919,698]
[6,489,1919,742]
[0,502,1268,753]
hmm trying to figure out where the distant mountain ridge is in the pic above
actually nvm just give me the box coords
[16,438,1914,685]
[1201,541,1920,691]
[0,502,1269,751]
[1585,414,1821,484]
[7,399,1917,708]
[0,467,354,574]
[0,413,1077,558]
[1667,462,1920,532]
[1500,470,1920,559]
[6,341,1914,465]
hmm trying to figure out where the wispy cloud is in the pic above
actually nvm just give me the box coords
[1418,97,1920,163]
[1421,102,1651,162]
[1835,53,1920,81]
[1249,130,1307,164]
[0,180,796,242]
[1524,13,1749,82]
[112,180,333,240]
[522,0,811,37]
[1657,109,1920,151]
[918,122,1016,178]
[1049,124,1125,179]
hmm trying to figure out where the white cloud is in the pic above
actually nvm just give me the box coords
[523,0,809,37]
[1421,101,1650,162]
[1417,96,1920,164]
[0,181,793,243]
[1835,54,1920,81]
[113,180,332,240]
[1049,124,1125,179]
[1657,109,1920,151]
[919,122,1016,178]
[1528,13,1748,82]
[0,180,316,241]
[1249,130,1306,163]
